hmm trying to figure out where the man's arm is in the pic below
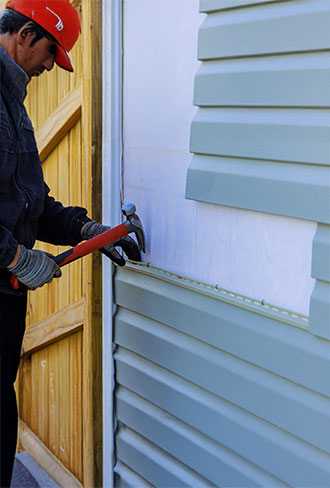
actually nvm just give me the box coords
[0,225,20,269]
[37,183,90,247]
[38,184,141,266]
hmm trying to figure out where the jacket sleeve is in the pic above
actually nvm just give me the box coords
[37,183,91,246]
[0,225,19,268]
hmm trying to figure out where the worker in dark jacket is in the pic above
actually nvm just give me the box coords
[0,1,140,485]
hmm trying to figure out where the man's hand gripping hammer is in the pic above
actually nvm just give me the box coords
[11,203,145,290]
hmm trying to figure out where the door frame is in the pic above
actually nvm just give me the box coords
[102,0,123,486]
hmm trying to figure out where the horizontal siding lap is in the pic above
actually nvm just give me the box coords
[114,267,330,397]
[200,0,283,13]
[198,2,330,60]
[190,108,330,165]
[185,155,330,224]
[114,307,330,456]
[116,426,213,487]
[116,388,286,487]
[195,54,330,107]
[114,267,330,485]
[115,347,330,486]
[187,0,330,230]
[114,462,153,488]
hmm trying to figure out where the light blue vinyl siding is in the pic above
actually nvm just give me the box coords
[312,224,330,283]
[186,0,330,222]
[187,156,330,223]
[113,265,330,487]
[200,0,285,12]
[113,0,330,485]
[186,0,330,339]
[198,3,330,60]
[310,224,330,338]
[194,53,330,107]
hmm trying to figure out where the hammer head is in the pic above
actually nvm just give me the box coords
[122,204,146,253]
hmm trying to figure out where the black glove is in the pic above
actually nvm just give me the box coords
[8,245,62,290]
[81,221,141,266]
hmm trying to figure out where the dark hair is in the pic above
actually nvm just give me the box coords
[0,8,55,46]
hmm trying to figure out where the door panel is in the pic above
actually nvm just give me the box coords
[14,1,103,486]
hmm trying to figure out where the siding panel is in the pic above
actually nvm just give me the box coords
[116,426,213,488]
[312,224,330,283]
[186,0,330,336]
[187,0,330,221]
[191,108,330,165]
[310,224,330,339]
[114,266,330,397]
[114,265,330,486]
[310,280,330,338]
[117,388,285,487]
[115,308,330,455]
[200,0,285,12]
[186,155,330,223]
[198,2,330,60]
[114,463,153,488]
[115,348,330,486]
[195,54,330,107]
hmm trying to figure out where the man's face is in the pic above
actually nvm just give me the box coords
[16,31,57,78]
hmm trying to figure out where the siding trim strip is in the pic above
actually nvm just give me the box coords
[309,224,330,339]
[102,0,123,486]
[124,262,309,329]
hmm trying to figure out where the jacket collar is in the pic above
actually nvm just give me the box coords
[0,44,29,104]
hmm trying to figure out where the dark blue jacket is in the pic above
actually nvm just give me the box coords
[0,46,89,295]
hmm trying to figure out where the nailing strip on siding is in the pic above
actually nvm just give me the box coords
[117,388,286,487]
[118,262,309,328]
[198,2,330,59]
[186,155,330,224]
[195,53,330,107]
[114,266,330,397]
[190,108,330,166]
[114,307,330,454]
[115,348,330,487]
[116,426,213,488]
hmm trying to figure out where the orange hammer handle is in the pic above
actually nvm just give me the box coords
[10,222,128,290]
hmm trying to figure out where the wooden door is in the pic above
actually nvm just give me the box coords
[13,1,103,486]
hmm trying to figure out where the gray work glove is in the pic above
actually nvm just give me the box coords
[81,221,141,266]
[8,245,62,290]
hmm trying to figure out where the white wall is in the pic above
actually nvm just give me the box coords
[122,0,316,316]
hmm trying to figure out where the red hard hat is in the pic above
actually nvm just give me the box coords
[6,0,81,72]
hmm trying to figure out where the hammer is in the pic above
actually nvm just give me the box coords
[11,203,145,289]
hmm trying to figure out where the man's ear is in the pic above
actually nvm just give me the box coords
[17,22,36,45]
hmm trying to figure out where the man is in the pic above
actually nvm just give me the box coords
[0,1,140,485]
